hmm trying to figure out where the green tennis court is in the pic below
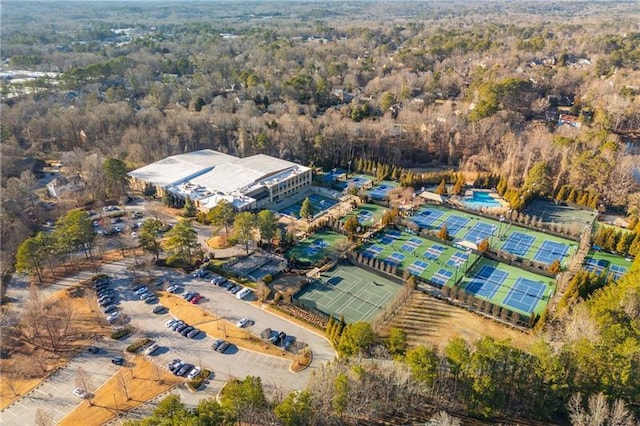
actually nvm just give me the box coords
[295,263,402,324]
[410,204,578,267]
[286,229,348,265]
[359,229,480,287]
[583,250,633,281]
[340,203,387,227]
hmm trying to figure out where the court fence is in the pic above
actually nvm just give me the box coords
[348,248,539,328]
[415,199,586,242]
[484,250,557,278]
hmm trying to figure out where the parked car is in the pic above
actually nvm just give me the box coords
[176,363,194,377]
[216,341,231,353]
[145,296,159,304]
[107,312,122,322]
[236,317,250,328]
[111,356,125,366]
[180,326,194,336]
[87,345,100,354]
[192,269,208,278]
[171,321,185,331]
[165,318,177,328]
[153,306,168,314]
[187,328,200,338]
[187,366,201,380]
[73,387,89,399]
[236,288,253,300]
[168,359,183,372]
[167,285,181,294]
[211,339,225,351]
[145,343,160,355]
[230,285,241,295]
[135,286,149,295]
[284,337,296,351]
[110,217,122,224]
[175,323,189,333]
[184,292,198,302]
[227,285,239,293]
[103,304,118,314]
[190,294,203,304]
[140,292,154,301]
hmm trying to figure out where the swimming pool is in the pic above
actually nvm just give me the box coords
[462,191,502,209]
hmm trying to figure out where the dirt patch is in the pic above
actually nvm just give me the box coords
[160,293,294,361]
[382,291,534,352]
[0,282,110,409]
[58,355,181,426]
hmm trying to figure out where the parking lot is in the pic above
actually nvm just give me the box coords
[1,255,335,425]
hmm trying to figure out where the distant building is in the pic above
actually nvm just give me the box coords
[128,149,312,211]
[47,175,84,199]
[558,113,582,128]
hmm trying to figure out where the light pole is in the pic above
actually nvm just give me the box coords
[347,161,352,178]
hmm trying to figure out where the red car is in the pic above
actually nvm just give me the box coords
[190,294,203,304]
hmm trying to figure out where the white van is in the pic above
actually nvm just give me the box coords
[236,287,253,300]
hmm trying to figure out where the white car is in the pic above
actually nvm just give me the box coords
[135,286,149,295]
[187,366,201,380]
[145,343,160,355]
[167,285,180,294]
[107,311,121,322]
[130,232,138,238]
[73,387,89,399]
[236,317,250,328]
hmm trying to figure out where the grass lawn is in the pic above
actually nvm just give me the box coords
[58,356,181,426]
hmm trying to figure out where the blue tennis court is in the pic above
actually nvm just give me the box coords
[501,232,535,257]
[408,260,429,276]
[368,183,396,200]
[412,209,444,228]
[385,252,405,266]
[503,277,546,313]
[423,245,446,260]
[400,242,418,253]
[466,265,508,299]
[464,222,497,244]
[324,168,346,183]
[534,240,569,264]
[443,215,470,236]
[584,257,608,275]
[304,246,320,256]
[379,230,401,245]
[363,245,384,258]
[358,211,373,223]
[447,251,469,268]
[432,269,454,286]
[609,264,627,280]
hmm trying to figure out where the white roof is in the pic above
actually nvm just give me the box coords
[129,149,310,210]
[128,149,235,188]
[419,191,444,203]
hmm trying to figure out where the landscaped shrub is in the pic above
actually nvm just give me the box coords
[126,338,152,353]
[111,328,132,340]
[187,369,211,391]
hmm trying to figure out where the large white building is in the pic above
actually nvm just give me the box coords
[128,150,312,211]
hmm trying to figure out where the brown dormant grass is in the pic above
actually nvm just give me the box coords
[0,283,111,410]
[382,291,535,352]
[58,356,180,426]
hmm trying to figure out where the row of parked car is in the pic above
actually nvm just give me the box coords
[165,318,202,339]
[168,358,203,380]
[133,284,159,305]
[94,276,127,324]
